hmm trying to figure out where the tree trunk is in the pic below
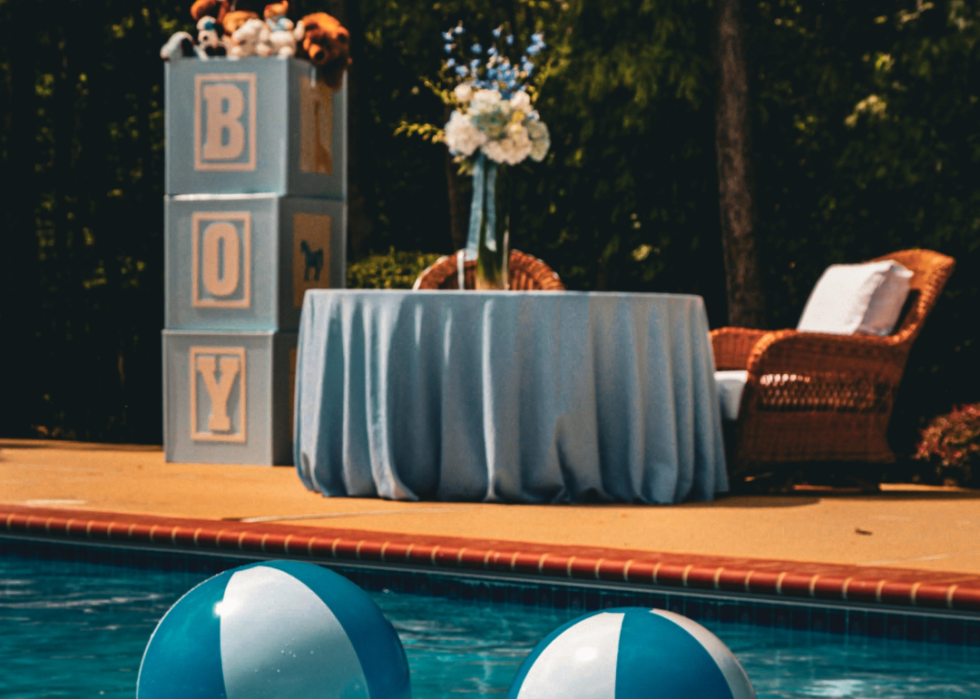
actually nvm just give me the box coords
[714,0,765,328]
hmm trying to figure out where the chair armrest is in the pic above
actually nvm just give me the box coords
[710,327,769,369]
[746,330,907,383]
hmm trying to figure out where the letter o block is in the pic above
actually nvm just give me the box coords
[166,195,346,331]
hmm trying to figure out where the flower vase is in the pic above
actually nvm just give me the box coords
[470,155,510,290]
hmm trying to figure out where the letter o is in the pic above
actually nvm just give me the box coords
[202,222,240,297]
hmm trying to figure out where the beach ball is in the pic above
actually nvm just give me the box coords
[508,607,756,699]
[137,560,410,699]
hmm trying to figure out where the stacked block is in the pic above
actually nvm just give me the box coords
[163,57,346,465]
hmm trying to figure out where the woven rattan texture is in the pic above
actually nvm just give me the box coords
[413,250,565,291]
[711,249,956,467]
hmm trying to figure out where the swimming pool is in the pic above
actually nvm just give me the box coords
[2,546,979,698]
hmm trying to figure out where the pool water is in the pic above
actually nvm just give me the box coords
[1,552,979,698]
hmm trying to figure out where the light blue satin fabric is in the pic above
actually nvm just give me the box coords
[294,290,728,504]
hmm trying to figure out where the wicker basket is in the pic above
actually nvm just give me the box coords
[712,249,956,468]
[412,249,565,291]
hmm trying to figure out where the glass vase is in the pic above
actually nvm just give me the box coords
[473,158,510,290]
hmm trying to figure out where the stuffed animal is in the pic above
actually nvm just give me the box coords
[222,9,261,36]
[297,12,351,89]
[228,17,275,57]
[196,16,228,57]
[191,0,264,23]
[191,0,229,23]
[164,0,352,69]
[160,31,198,60]
[264,1,298,57]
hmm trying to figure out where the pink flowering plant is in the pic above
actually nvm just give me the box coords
[914,403,980,486]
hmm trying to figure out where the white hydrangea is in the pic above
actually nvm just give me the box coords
[471,88,502,105]
[526,119,550,162]
[444,109,487,156]
[454,83,474,103]
[481,123,533,165]
[509,90,531,113]
[469,100,510,139]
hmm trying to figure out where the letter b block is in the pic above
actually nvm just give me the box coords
[165,194,346,331]
[165,57,346,198]
[164,330,296,465]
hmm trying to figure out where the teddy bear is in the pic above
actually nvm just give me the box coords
[297,12,351,90]
[263,1,299,57]
[222,10,261,36]
[190,0,229,23]
[227,17,275,57]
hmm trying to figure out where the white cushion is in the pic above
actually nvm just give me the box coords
[863,262,914,335]
[797,260,913,336]
[715,370,748,421]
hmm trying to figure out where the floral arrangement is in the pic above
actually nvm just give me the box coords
[397,23,553,289]
[915,403,980,486]
[440,24,551,167]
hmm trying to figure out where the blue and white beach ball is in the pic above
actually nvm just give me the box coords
[508,607,756,699]
[137,560,410,699]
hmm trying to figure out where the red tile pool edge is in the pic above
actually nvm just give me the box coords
[3,503,979,615]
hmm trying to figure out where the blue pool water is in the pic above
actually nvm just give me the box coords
[1,551,979,698]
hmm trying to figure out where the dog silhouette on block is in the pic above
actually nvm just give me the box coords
[299,240,324,281]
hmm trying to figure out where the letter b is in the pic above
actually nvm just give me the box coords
[202,83,246,161]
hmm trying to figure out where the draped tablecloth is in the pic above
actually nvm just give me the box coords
[294,290,727,504]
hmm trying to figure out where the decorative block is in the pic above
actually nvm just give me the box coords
[165,194,346,331]
[163,330,297,465]
[165,57,346,198]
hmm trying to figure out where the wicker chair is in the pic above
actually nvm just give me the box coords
[413,249,565,290]
[713,249,955,469]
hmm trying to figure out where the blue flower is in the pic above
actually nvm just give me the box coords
[488,46,498,56]
[492,26,502,38]
[532,32,545,45]
[455,65,469,76]
[526,44,540,55]
[453,22,465,35]
[444,43,454,53]
[442,30,453,42]
[506,34,514,45]
[446,58,456,68]
[471,43,482,54]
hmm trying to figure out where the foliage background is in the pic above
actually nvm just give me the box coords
[0,0,977,466]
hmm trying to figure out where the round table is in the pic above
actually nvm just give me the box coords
[294,290,727,504]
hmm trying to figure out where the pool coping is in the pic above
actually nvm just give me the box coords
[4,502,979,618]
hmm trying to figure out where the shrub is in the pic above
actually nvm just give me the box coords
[346,249,443,289]
[914,404,980,487]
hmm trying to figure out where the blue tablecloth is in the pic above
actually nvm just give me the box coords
[294,290,727,504]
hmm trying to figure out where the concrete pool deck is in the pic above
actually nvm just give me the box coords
[2,438,979,614]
